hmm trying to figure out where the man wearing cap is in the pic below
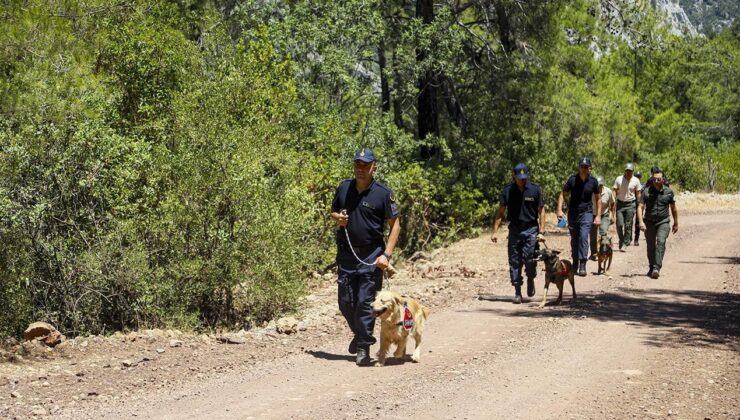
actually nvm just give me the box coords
[557,157,601,276]
[589,175,616,260]
[637,169,678,278]
[612,163,642,251]
[633,171,644,246]
[491,163,545,304]
[330,148,401,365]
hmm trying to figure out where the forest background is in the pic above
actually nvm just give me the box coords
[1,0,737,337]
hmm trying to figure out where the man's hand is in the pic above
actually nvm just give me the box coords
[640,222,646,232]
[336,210,349,227]
[593,215,601,226]
[490,233,498,243]
[556,211,564,220]
[536,233,545,242]
[374,254,389,270]
[672,223,679,234]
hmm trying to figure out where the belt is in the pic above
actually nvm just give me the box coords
[617,199,636,204]
[338,242,382,254]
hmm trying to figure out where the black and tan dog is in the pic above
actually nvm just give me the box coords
[597,234,613,275]
[536,248,576,308]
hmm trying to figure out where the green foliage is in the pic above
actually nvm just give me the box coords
[0,1,737,337]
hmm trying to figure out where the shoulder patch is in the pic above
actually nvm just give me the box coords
[389,192,395,203]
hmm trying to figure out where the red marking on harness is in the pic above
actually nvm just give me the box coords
[403,304,414,331]
[558,261,571,277]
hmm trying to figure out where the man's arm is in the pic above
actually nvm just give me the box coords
[537,206,546,241]
[557,191,566,219]
[637,202,646,231]
[670,203,678,233]
[490,206,507,243]
[593,192,602,225]
[375,217,400,269]
[330,211,348,227]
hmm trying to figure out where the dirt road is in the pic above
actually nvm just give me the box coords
[2,211,739,419]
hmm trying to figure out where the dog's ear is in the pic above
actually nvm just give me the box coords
[552,250,560,255]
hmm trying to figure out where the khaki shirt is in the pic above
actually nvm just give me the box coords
[641,185,675,224]
[599,188,615,217]
[613,175,642,202]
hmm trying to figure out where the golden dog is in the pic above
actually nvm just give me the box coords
[371,290,429,367]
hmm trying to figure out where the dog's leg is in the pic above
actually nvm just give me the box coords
[374,337,390,367]
[410,333,422,363]
[393,337,407,361]
[539,279,550,308]
[555,281,563,305]
[605,255,612,274]
[569,274,577,302]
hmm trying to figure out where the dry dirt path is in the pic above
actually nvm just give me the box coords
[79,212,739,420]
[2,211,737,419]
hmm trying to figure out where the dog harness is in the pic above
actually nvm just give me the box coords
[395,303,414,331]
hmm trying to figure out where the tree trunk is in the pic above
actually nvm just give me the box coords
[379,44,391,113]
[416,0,439,159]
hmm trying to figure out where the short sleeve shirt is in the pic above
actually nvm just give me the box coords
[500,182,543,229]
[332,179,399,247]
[599,188,615,216]
[613,175,642,202]
[640,185,675,224]
[563,174,599,215]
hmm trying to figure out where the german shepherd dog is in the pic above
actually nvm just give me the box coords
[536,248,576,308]
[597,234,613,275]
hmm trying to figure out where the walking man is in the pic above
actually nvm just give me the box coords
[637,170,678,279]
[557,157,601,277]
[633,171,644,246]
[613,163,642,251]
[590,175,616,260]
[491,163,545,304]
[330,148,401,365]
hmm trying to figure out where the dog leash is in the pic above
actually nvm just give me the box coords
[342,226,395,290]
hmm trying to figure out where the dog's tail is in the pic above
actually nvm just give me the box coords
[422,306,430,320]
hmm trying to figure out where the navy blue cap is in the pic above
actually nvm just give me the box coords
[513,163,529,180]
[579,156,592,167]
[354,148,376,163]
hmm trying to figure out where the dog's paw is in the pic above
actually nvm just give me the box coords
[374,361,385,367]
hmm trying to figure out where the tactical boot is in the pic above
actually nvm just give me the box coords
[651,270,660,279]
[526,277,535,298]
[356,346,371,366]
[633,239,639,246]
[348,337,357,355]
[578,260,587,277]
[513,286,523,304]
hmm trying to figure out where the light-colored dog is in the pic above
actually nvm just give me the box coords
[371,290,429,367]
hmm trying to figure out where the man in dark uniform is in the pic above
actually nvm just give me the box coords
[557,157,601,277]
[330,148,400,366]
[637,170,678,279]
[491,163,545,304]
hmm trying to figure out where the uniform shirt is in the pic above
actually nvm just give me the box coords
[331,179,399,248]
[563,174,599,215]
[613,175,642,202]
[500,182,543,230]
[599,188,615,217]
[641,185,675,224]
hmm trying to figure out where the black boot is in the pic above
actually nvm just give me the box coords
[348,336,357,355]
[513,286,523,304]
[526,277,535,297]
[356,346,371,366]
[578,260,587,277]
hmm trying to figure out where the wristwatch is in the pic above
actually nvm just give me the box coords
[382,252,392,259]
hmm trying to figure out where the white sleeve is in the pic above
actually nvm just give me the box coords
[613,177,620,190]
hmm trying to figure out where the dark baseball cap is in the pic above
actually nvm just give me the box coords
[513,163,529,180]
[579,156,592,167]
[354,148,376,163]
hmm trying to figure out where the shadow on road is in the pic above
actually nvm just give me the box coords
[678,256,740,265]
[472,288,739,350]
[304,350,355,362]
